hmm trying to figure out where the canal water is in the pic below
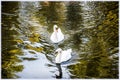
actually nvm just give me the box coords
[2,1,118,79]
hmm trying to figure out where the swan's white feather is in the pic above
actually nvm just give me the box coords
[55,48,72,63]
[50,25,64,43]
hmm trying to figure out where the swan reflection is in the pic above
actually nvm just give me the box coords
[55,63,62,79]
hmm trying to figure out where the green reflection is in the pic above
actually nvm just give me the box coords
[1,1,119,79]
[67,1,118,79]
[66,2,82,30]
[2,2,23,79]
[38,2,66,30]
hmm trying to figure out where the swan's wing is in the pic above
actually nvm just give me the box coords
[50,32,58,43]
[58,28,61,32]
[60,50,72,62]
[57,28,64,42]
[67,49,72,53]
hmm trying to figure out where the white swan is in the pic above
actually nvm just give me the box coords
[50,25,64,43]
[55,48,72,63]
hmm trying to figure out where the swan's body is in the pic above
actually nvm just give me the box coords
[50,25,64,43]
[55,48,72,63]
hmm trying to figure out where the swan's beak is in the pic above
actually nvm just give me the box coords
[54,51,57,54]
[54,51,58,56]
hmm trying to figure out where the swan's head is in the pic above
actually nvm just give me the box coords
[53,25,58,32]
[55,48,62,54]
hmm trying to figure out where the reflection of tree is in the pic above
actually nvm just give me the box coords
[67,2,118,78]
[38,2,66,27]
[2,2,24,78]
[88,2,118,78]
[66,2,82,30]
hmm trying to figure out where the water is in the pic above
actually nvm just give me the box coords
[2,1,119,79]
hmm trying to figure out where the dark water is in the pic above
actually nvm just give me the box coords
[2,1,119,79]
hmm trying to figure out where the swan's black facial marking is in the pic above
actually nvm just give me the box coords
[56,27,58,30]
[56,27,58,32]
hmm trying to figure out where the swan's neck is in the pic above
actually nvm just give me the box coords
[54,30,58,41]
[58,52,62,63]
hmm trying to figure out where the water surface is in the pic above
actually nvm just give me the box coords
[2,1,118,79]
